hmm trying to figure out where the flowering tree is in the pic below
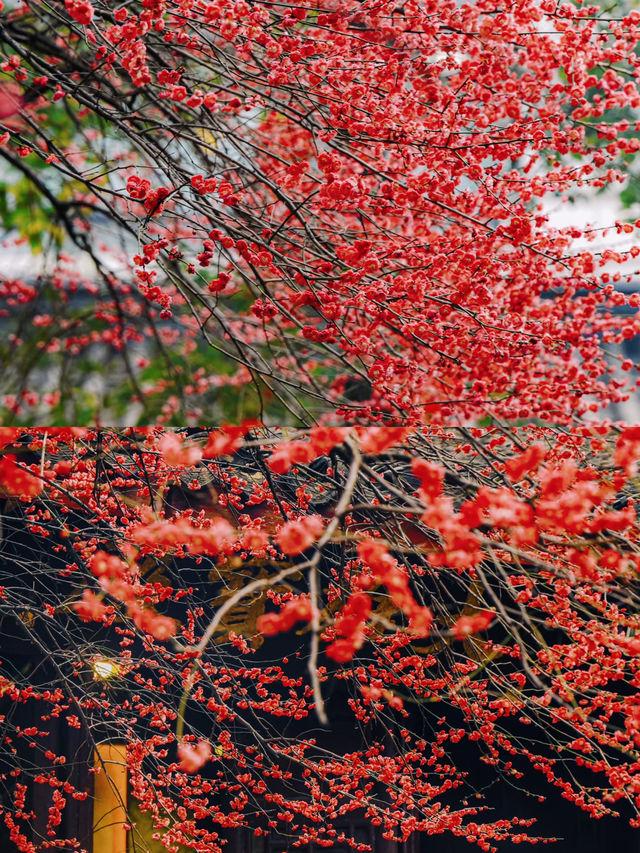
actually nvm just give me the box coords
[4,0,640,849]
[2,425,640,853]
[2,0,640,422]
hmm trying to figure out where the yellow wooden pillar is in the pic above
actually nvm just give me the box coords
[93,743,128,853]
